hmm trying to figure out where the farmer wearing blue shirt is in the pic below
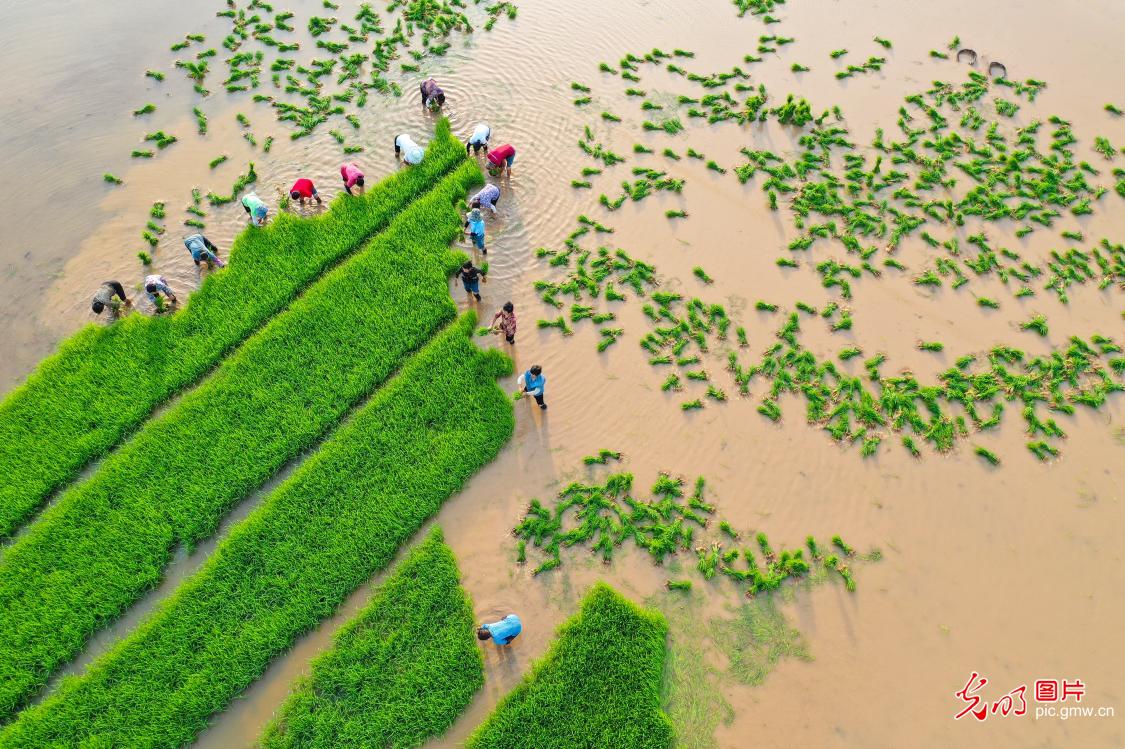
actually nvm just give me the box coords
[519,365,547,410]
[184,233,225,268]
[478,614,522,645]
[463,207,487,253]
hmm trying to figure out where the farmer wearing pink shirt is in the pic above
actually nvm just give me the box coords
[340,162,365,195]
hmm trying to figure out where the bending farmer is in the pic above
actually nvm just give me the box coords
[184,233,225,268]
[492,302,517,344]
[394,133,425,165]
[471,183,501,214]
[290,177,323,206]
[420,78,446,109]
[518,365,547,410]
[340,162,365,195]
[466,122,491,154]
[487,144,516,176]
[477,614,522,646]
[242,193,269,226]
[144,274,177,306]
[91,281,130,316]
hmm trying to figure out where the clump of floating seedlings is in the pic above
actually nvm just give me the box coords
[514,458,873,594]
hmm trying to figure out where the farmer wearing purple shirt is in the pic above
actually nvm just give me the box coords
[420,77,445,108]
[471,183,501,214]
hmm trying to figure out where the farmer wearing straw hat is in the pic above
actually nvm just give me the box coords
[463,206,487,253]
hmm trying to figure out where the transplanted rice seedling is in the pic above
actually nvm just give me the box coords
[0,121,470,545]
[666,579,692,591]
[260,529,482,748]
[682,399,704,410]
[466,584,671,749]
[1020,314,1049,336]
[974,446,1000,466]
[755,301,778,312]
[1,316,513,744]
[103,173,123,185]
[666,209,687,218]
[692,266,713,284]
[150,201,165,219]
[209,155,228,169]
[583,449,622,465]
[145,70,164,81]
[757,398,781,422]
[1027,441,1060,461]
[193,107,208,134]
[132,150,154,158]
[144,131,177,149]
[918,341,944,352]
[132,103,156,116]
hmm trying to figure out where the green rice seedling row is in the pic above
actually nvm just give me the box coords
[467,583,673,749]
[0,317,513,746]
[260,527,483,748]
[0,120,466,539]
[0,159,484,719]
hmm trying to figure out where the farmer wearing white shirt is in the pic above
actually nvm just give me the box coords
[394,133,425,165]
[465,123,491,154]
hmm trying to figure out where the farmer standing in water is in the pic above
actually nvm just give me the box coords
[183,233,225,268]
[420,77,445,109]
[394,133,425,165]
[242,193,269,226]
[340,162,365,195]
[477,614,522,646]
[465,122,491,154]
[90,281,131,317]
[486,143,516,176]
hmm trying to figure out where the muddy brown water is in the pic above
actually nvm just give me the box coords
[1,0,1123,747]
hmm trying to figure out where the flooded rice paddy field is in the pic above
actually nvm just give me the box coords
[1,0,1123,746]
